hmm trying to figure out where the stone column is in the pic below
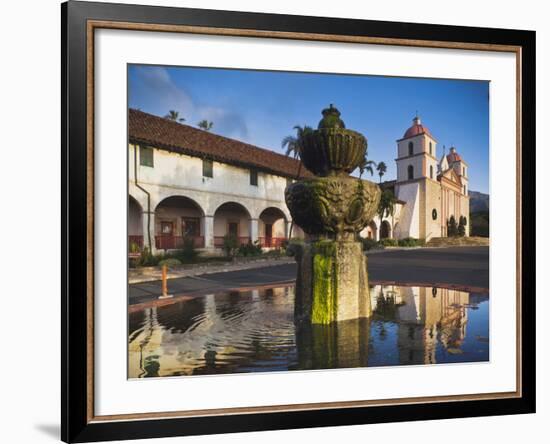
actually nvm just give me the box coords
[249,218,259,244]
[293,239,371,324]
[202,215,214,249]
[142,211,156,255]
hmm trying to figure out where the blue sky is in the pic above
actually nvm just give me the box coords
[129,65,489,193]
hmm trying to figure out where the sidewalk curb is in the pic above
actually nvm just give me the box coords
[129,258,296,284]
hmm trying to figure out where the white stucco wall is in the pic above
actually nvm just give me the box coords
[129,144,291,220]
[395,182,420,238]
[128,144,295,251]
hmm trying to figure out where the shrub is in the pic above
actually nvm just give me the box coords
[458,215,467,237]
[379,238,398,247]
[447,215,458,237]
[158,258,182,268]
[138,248,159,266]
[361,237,380,251]
[173,237,199,263]
[238,240,262,257]
[398,237,421,247]
[222,234,239,258]
[129,242,141,254]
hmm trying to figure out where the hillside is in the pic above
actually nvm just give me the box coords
[469,190,489,212]
[469,190,489,237]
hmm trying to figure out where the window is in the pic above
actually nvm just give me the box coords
[139,146,154,167]
[182,217,200,237]
[228,222,239,237]
[464,185,467,194]
[250,169,258,186]
[286,178,293,188]
[202,159,213,178]
[463,166,466,176]
[429,142,433,155]
[407,165,414,180]
[430,165,434,179]
[408,142,414,156]
[160,221,173,235]
[432,209,438,220]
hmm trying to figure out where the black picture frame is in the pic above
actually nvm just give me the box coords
[62,1,536,442]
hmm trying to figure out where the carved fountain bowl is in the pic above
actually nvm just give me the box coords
[300,128,367,176]
[285,177,381,236]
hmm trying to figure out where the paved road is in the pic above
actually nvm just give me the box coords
[129,246,489,304]
[367,246,489,289]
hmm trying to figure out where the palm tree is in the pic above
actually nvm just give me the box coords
[378,189,397,221]
[376,161,387,183]
[198,120,214,131]
[358,157,376,178]
[164,110,185,122]
[282,125,313,239]
[281,125,313,179]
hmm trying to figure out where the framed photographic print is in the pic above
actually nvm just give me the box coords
[62,0,536,442]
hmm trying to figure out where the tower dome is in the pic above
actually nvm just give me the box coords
[403,115,432,139]
[446,146,463,163]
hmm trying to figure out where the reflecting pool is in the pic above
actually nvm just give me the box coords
[128,285,489,378]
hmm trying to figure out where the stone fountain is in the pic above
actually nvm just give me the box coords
[285,105,381,324]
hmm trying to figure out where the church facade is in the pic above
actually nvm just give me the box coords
[363,116,470,242]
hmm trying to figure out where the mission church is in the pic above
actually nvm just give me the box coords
[127,110,469,254]
[362,115,470,241]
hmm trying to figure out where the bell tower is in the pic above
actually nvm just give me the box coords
[396,116,438,183]
[394,115,441,242]
[447,146,469,196]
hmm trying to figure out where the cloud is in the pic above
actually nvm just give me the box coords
[197,106,249,140]
[129,66,248,140]
[130,66,194,117]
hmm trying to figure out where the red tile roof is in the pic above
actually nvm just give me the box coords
[403,123,432,139]
[129,109,311,179]
[446,151,463,163]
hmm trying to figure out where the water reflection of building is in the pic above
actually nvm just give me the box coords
[371,285,471,365]
[128,284,486,377]
[128,286,293,378]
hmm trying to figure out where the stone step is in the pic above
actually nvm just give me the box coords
[427,236,489,247]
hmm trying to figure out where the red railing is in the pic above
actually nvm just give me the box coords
[155,235,205,250]
[258,237,287,248]
[128,235,144,251]
[214,236,251,247]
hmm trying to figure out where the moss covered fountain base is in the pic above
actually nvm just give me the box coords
[291,239,371,324]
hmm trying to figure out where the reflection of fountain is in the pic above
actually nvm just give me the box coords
[286,105,381,324]
[296,318,370,369]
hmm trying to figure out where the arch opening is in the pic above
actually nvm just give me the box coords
[259,207,288,248]
[155,196,205,250]
[213,202,252,248]
[380,220,392,239]
[129,195,144,254]
[364,220,378,241]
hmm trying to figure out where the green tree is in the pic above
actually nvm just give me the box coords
[222,234,239,258]
[198,120,214,131]
[376,161,387,183]
[447,215,458,237]
[458,215,467,237]
[164,110,185,122]
[358,157,376,178]
[282,126,313,159]
[282,125,314,239]
[377,189,397,221]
